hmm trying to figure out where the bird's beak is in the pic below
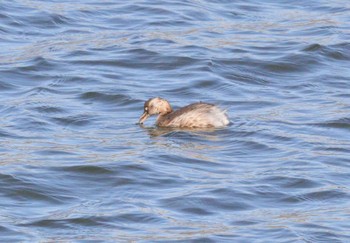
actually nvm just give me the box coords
[138,112,149,124]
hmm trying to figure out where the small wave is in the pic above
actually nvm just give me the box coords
[316,117,350,129]
[79,92,131,105]
[51,114,96,127]
[59,165,114,175]
[297,189,350,202]
[302,43,350,61]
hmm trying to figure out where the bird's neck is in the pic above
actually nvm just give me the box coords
[156,110,172,126]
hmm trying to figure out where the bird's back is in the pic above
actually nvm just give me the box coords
[157,102,229,128]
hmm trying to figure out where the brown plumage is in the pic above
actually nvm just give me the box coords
[138,97,229,128]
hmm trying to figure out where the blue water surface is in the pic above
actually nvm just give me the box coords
[1,0,350,241]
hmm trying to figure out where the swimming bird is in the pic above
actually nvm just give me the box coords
[138,97,229,128]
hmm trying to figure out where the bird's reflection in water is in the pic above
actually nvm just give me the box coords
[138,124,227,163]
[138,123,224,141]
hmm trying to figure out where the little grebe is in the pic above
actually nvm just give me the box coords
[138,97,229,128]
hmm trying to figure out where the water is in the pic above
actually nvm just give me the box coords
[1,0,350,241]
